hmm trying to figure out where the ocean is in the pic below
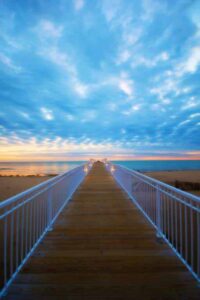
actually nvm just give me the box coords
[112,160,200,172]
[0,161,86,176]
[0,160,200,176]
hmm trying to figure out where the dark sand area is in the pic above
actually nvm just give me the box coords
[143,170,200,197]
[0,176,56,202]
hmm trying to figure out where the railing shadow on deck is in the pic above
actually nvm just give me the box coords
[0,162,93,297]
[106,162,200,284]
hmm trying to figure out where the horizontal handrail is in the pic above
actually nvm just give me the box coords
[0,162,93,297]
[0,164,86,209]
[106,162,200,283]
[114,164,200,202]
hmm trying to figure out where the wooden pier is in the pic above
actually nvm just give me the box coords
[4,162,200,299]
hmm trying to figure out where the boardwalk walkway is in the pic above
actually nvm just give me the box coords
[4,162,200,299]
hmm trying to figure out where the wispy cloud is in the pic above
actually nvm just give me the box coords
[36,19,63,39]
[0,0,199,160]
[131,52,169,68]
[74,0,84,11]
[177,46,200,76]
[0,53,22,72]
[40,107,54,120]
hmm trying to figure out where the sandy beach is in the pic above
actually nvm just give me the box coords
[0,170,199,202]
[0,176,56,202]
[143,170,200,196]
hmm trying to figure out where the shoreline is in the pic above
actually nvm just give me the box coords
[0,168,200,176]
[0,170,200,202]
[0,173,58,177]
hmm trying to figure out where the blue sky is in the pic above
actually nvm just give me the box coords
[0,0,200,160]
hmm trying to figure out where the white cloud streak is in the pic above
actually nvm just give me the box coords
[40,107,54,120]
[0,52,22,72]
[74,0,84,11]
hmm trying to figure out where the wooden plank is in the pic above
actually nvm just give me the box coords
[4,162,200,299]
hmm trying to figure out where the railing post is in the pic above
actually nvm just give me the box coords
[48,188,53,231]
[156,184,162,238]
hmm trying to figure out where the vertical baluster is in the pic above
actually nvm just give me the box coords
[10,213,14,277]
[185,205,188,262]
[197,205,200,278]
[156,185,161,238]
[153,186,155,223]
[21,204,24,262]
[48,187,53,230]
[162,193,165,236]
[4,217,7,286]
[40,195,42,235]
[167,193,170,240]
[35,198,37,243]
[150,185,152,220]
[44,194,47,229]
[147,184,149,217]
[190,201,194,271]
[34,197,37,244]
[29,200,32,251]
[175,196,178,250]
[25,204,28,255]
[180,202,183,257]
[171,193,174,246]
[16,208,19,270]
[160,192,163,232]
[153,186,156,224]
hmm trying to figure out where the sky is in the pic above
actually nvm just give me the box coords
[0,0,200,161]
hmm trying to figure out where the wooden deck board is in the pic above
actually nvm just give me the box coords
[4,162,200,299]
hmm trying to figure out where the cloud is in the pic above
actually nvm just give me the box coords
[181,97,199,110]
[118,72,134,97]
[40,107,54,120]
[122,104,141,115]
[142,0,166,21]
[38,20,63,39]
[177,120,191,128]
[131,52,169,68]
[73,79,89,98]
[81,110,97,123]
[74,0,84,11]
[189,113,200,118]
[178,46,200,75]
[116,50,131,64]
[119,79,133,96]
[122,28,142,47]
[101,0,121,23]
[0,0,200,160]
[38,46,89,98]
[0,52,22,72]
[107,103,117,111]
[65,114,76,121]
[0,135,129,161]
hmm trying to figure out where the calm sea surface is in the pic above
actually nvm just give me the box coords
[0,161,86,176]
[112,160,200,172]
[0,160,200,176]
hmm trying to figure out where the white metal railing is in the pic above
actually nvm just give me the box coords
[106,162,200,283]
[0,162,93,296]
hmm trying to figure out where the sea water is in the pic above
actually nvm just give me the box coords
[0,160,200,176]
[112,160,200,172]
[0,161,86,176]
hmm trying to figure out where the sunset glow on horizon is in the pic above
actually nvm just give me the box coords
[0,0,200,161]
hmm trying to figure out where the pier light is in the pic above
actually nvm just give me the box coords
[84,165,89,173]
[110,165,115,173]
